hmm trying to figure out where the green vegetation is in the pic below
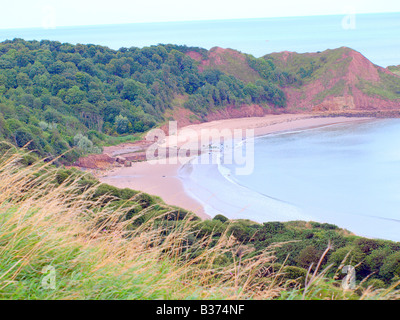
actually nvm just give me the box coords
[200,49,262,83]
[388,65,400,76]
[358,70,400,100]
[2,40,400,299]
[264,47,352,85]
[1,147,400,300]
[0,39,287,163]
[2,40,399,165]
[264,46,400,108]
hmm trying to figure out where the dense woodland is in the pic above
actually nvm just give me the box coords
[0,39,287,163]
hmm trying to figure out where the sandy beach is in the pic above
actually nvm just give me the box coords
[100,114,372,220]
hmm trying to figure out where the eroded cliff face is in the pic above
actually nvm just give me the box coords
[74,154,115,169]
[205,104,272,121]
[269,47,400,113]
[182,46,400,122]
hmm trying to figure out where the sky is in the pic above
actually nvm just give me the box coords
[1,0,400,29]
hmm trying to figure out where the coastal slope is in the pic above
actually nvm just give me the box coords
[264,47,400,113]
[176,46,400,124]
[1,39,400,163]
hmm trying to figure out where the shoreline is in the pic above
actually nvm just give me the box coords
[99,114,373,220]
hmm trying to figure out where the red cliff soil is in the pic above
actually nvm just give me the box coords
[282,49,400,113]
[187,47,245,70]
[206,104,275,121]
[74,154,114,169]
[162,106,202,134]
[186,46,400,116]
[163,102,277,129]
[75,140,155,169]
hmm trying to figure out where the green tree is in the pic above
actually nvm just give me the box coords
[73,133,101,154]
[114,115,131,134]
[14,128,40,152]
[16,72,30,87]
[327,245,365,271]
[121,79,147,102]
[64,86,86,104]
[379,252,400,282]
[0,113,11,138]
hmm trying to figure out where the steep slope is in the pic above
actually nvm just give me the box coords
[388,65,400,76]
[264,47,400,112]
[186,46,262,83]
[181,46,286,122]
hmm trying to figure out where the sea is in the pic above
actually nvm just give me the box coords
[2,13,400,240]
[179,119,400,242]
[0,12,399,67]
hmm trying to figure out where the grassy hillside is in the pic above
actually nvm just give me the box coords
[357,70,400,100]
[188,47,263,83]
[388,65,400,76]
[264,47,352,84]
[2,145,400,300]
[264,47,400,111]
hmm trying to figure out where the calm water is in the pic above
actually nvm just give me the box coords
[180,119,400,241]
[1,13,400,67]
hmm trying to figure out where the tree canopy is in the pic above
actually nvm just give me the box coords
[0,39,287,163]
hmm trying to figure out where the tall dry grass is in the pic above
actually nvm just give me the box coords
[0,147,284,299]
[1,146,399,300]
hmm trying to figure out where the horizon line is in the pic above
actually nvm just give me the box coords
[0,11,399,31]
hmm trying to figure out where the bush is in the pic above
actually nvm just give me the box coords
[296,246,323,270]
[355,238,383,254]
[119,188,138,200]
[366,279,386,289]
[310,222,338,230]
[93,183,122,201]
[213,214,229,223]
[327,246,365,275]
[14,127,42,153]
[379,252,400,282]
[365,248,393,274]
[262,222,286,234]
[73,133,102,154]
[55,171,70,185]
[196,220,226,238]
[280,266,308,286]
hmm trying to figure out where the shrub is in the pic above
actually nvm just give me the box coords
[280,266,308,286]
[296,246,323,270]
[380,252,400,282]
[213,214,229,223]
[366,279,386,289]
[327,245,365,274]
